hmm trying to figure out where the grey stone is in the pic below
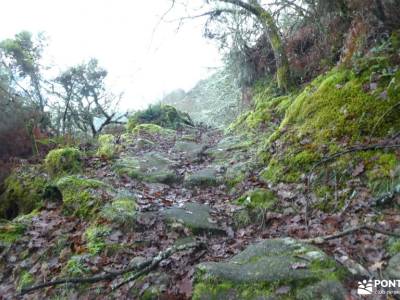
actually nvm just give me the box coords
[173,141,206,162]
[113,152,179,184]
[193,238,345,300]
[184,168,219,187]
[161,203,225,235]
[385,253,400,279]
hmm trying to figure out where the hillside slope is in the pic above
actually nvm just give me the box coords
[1,38,400,299]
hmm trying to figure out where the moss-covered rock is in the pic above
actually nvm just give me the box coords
[205,136,251,161]
[224,160,253,188]
[96,134,117,159]
[234,188,278,227]
[193,238,346,300]
[45,147,82,178]
[236,188,278,210]
[295,280,346,300]
[131,124,176,138]
[101,194,137,227]
[184,168,220,187]
[173,140,205,162]
[113,152,179,184]
[56,175,110,218]
[161,203,225,235]
[0,165,48,219]
[127,104,193,131]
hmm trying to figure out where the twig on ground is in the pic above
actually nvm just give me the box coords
[301,224,400,245]
[21,240,203,296]
[334,253,371,277]
[112,241,204,290]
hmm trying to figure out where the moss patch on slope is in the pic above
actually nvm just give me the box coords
[259,64,400,187]
[56,175,110,218]
[0,165,48,219]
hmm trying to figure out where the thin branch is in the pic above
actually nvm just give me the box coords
[302,224,400,244]
[165,8,239,22]
[310,143,400,175]
[21,241,203,296]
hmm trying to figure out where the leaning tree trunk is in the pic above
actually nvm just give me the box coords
[219,0,291,91]
[257,7,290,91]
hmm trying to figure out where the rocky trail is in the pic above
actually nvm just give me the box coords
[1,123,400,300]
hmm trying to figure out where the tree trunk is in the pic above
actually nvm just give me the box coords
[219,0,291,91]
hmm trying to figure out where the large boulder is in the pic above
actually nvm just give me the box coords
[193,238,346,300]
[113,152,179,184]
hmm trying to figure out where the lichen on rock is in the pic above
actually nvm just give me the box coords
[113,152,179,184]
[193,238,346,300]
[161,203,225,235]
[184,167,220,187]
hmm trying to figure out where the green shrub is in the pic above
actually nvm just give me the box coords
[127,104,193,131]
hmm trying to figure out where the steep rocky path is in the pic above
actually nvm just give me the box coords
[1,124,399,299]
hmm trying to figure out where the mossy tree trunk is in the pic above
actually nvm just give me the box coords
[218,0,291,91]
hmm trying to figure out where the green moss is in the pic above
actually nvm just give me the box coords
[228,85,292,135]
[260,158,285,184]
[96,134,117,159]
[233,210,252,228]
[283,68,400,141]
[193,280,276,300]
[101,196,137,227]
[84,224,111,255]
[0,221,26,244]
[193,257,345,300]
[131,123,175,137]
[45,148,82,178]
[0,165,47,219]
[64,255,90,276]
[257,61,400,190]
[236,188,278,210]
[389,240,400,255]
[17,270,34,291]
[56,175,108,218]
